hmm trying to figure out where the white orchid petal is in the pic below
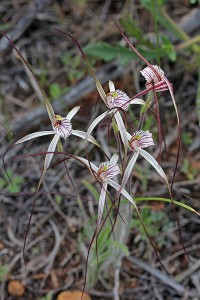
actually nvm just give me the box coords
[126,131,132,140]
[120,151,139,192]
[164,77,179,120]
[46,101,55,123]
[15,131,55,145]
[96,80,107,103]
[139,148,169,187]
[129,98,146,105]
[75,156,98,173]
[97,181,108,229]
[107,179,138,210]
[114,111,128,148]
[110,153,119,165]
[72,130,101,147]
[66,106,81,121]
[109,80,115,92]
[44,134,60,173]
[85,110,111,144]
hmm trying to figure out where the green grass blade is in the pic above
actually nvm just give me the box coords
[135,197,200,215]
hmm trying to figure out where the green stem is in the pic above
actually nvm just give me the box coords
[176,35,200,51]
[160,7,189,42]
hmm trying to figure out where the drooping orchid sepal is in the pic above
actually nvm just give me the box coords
[140,65,169,92]
[119,129,169,196]
[115,23,181,194]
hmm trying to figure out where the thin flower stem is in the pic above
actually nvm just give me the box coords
[152,86,162,162]
[115,22,162,79]
[61,154,88,221]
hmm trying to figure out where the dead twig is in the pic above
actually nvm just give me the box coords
[127,256,185,295]
[10,61,127,136]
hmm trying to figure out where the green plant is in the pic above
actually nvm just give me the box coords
[2,21,200,300]
[0,265,9,282]
[131,207,172,242]
[49,82,69,100]
[39,292,53,300]
[181,158,197,181]
[61,53,85,83]
[0,169,23,193]
[81,180,129,287]
[181,132,193,146]
[85,0,200,123]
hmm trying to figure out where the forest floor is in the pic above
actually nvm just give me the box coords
[0,1,200,299]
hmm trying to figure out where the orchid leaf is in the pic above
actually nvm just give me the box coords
[135,197,200,216]
[82,180,100,202]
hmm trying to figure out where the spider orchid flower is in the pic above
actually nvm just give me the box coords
[56,30,145,150]
[140,65,170,92]
[118,130,170,194]
[86,80,145,150]
[14,106,100,185]
[115,25,179,123]
[76,154,141,231]
[140,64,179,127]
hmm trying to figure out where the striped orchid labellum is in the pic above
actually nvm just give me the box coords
[97,160,120,182]
[129,130,155,151]
[140,65,170,92]
[106,81,130,111]
[52,114,72,139]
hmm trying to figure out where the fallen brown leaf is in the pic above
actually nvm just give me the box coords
[7,280,25,297]
[57,290,91,300]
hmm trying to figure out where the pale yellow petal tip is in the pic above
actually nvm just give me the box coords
[194,210,200,216]
[109,80,115,92]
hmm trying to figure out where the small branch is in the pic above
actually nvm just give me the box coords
[127,256,185,295]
